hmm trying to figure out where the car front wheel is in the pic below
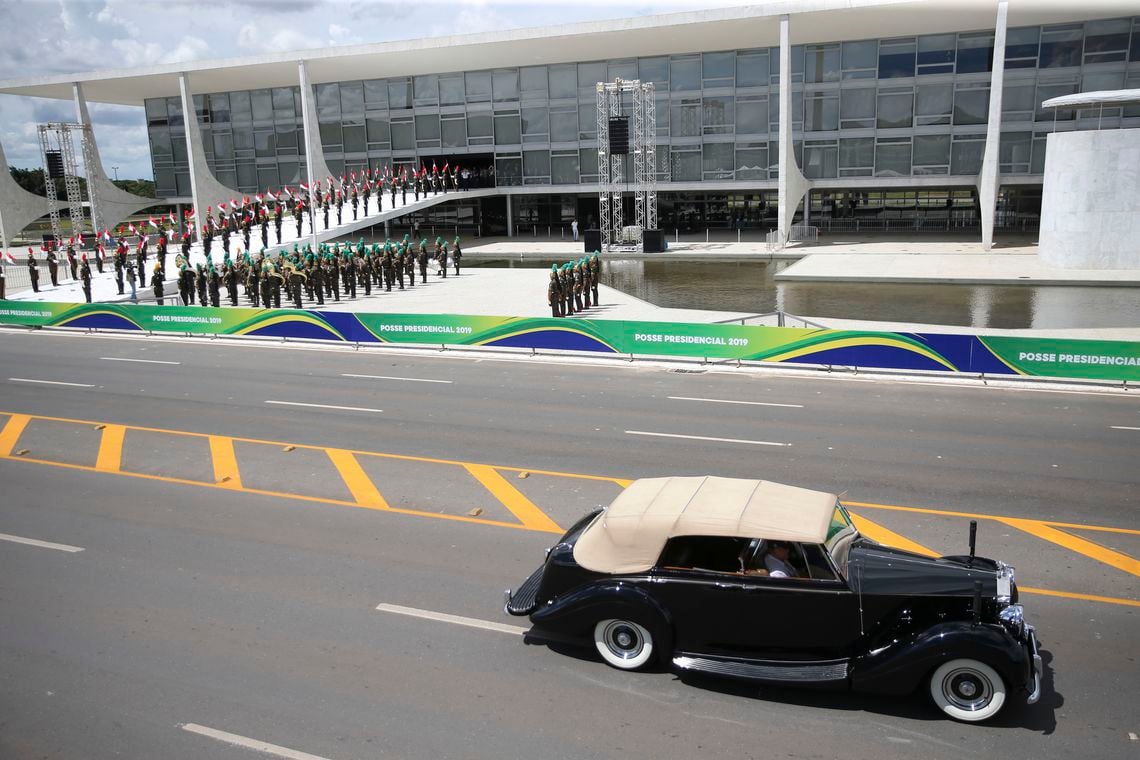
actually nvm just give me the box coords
[594,619,655,670]
[929,659,1007,722]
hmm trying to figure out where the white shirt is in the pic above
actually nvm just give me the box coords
[764,553,797,578]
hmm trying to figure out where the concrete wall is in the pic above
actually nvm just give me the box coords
[1039,128,1140,269]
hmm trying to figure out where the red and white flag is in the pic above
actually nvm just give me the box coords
[186,208,195,220]
[218,201,228,212]
[102,229,112,242]
[77,232,86,246]
[299,181,309,192]
[266,189,277,200]
[167,211,176,225]
[128,222,139,236]
[2,250,16,264]
[148,216,159,230]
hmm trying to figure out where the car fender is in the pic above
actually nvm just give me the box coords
[850,620,1030,696]
[531,579,672,642]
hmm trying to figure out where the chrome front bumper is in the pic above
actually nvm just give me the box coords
[1026,624,1042,705]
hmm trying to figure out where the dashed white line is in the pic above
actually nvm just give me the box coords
[668,395,803,408]
[625,430,790,447]
[341,373,451,384]
[1110,426,1140,431]
[0,532,84,553]
[8,377,94,388]
[265,400,383,414]
[180,724,331,760]
[100,357,182,365]
[376,603,529,636]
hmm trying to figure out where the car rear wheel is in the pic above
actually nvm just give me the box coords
[929,659,1007,722]
[594,619,655,670]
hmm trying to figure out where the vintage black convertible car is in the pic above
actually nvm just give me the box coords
[505,476,1041,722]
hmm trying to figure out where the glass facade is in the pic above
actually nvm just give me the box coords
[148,16,1140,200]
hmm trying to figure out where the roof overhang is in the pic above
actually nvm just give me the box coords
[1042,88,1140,109]
[1,0,1135,106]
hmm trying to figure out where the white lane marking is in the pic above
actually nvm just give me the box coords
[180,724,331,760]
[100,357,181,365]
[8,377,95,388]
[625,430,790,447]
[1110,426,1140,431]
[668,395,803,408]
[0,532,84,553]
[341,373,451,384]
[375,603,528,636]
[265,400,383,414]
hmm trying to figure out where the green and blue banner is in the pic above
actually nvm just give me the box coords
[1,301,1137,382]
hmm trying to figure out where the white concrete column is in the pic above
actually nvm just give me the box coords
[73,82,154,236]
[978,1,1008,251]
[0,138,48,255]
[506,195,513,238]
[298,60,334,248]
[777,14,810,247]
[178,72,241,243]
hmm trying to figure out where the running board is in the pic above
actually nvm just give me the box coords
[673,654,848,683]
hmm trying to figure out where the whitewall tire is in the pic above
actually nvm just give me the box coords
[929,659,1007,722]
[594,619,654,670]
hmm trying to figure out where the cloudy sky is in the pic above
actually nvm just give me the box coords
[0,0,750,181]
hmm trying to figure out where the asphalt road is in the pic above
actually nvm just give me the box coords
[0,328,1137,760]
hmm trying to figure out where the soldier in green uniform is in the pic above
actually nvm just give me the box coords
[589,251,601,305]
[452,235,462,275]
[152,261,165,305]
[79,254,92,303]
[195,264,208,306]
[208,265,221,307]
[548,265,561,317]
[418,239,429,283]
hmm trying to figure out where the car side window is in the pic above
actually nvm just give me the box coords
[742,540,839,581]
[657,536,751,574]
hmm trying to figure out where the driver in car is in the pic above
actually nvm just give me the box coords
[765,542,799,578]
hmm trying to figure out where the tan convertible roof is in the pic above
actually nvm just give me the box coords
[573,476,838,574]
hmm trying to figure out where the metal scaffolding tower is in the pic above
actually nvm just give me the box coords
[38,122,94,245]
[596,78,656,251]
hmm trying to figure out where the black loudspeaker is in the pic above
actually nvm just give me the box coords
[642,229,664,253]
[45,150,64,179]
[608,117,629,155]
[583,229,601,253]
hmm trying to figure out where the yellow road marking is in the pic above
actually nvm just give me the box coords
[326,448,389,510]
[0,413,30,457]
[3,408,1139,609]
[94,424,126,473]
[464,464,563,533]
[208,436,243,489]
[848,512,938,557]
[0,452,532,532]
[999,518,1140,578]
[846,498,1140,537]
[1018,586,1140,608]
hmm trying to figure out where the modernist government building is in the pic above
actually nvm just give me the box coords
[1,0,1137,246]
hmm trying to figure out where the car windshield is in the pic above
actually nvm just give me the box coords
[825,502,859,578]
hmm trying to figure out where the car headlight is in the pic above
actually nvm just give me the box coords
[999,604,1025,636]
[996,562,1015,604]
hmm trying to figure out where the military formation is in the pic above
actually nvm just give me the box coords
[547,252,601,317]
[167,232,462,310]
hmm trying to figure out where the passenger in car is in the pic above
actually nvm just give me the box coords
[764,542,799,578]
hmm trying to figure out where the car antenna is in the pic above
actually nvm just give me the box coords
[967,520,977,567]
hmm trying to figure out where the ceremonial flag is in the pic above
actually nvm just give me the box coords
[443,162,449,173]
[300,181,309,192]
[266,189,277,200]
[148,216,159,230]
[186,208,195,220]
[102,229,112,243]
[2,250,15,264]
[167,211,176,225]
[78,232,85,246]
[128,222,138,236]
[218,201,227,212]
